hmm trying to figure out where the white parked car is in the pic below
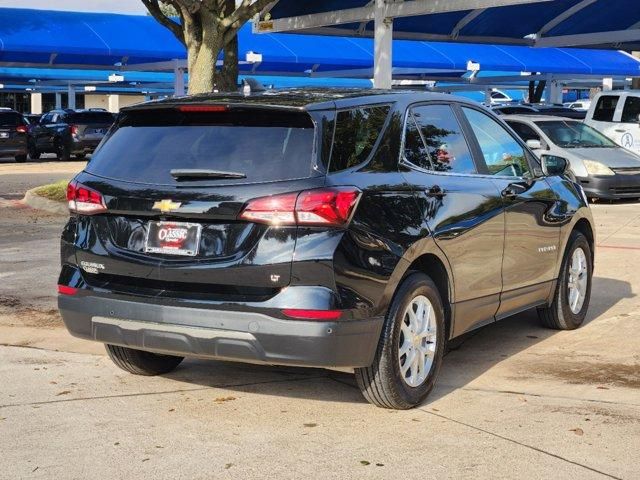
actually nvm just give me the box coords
[564,100,591,111]
[505,115,640,200]
[584,91,640,155]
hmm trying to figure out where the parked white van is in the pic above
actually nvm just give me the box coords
[584,91,640,155]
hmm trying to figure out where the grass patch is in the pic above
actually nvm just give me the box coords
[33,180,69,202]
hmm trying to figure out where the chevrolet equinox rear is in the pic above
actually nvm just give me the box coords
[59,90,595,409]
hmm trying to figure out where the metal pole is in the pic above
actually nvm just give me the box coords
[55,92,62,109]
[373,0,393,89]
[174,63,185,97]
[68,83,76,109]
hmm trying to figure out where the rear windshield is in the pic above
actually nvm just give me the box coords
[67,112,115,124]
[85,108,317,185]
[0,112,23,127]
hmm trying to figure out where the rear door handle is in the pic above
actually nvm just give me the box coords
[426,185,445,198]
[501,182,529,199]
[614,129,627,133]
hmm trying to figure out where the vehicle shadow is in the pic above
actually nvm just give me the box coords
[162,276,633,406]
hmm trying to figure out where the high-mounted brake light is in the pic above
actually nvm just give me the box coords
[15,125,28,134]
[282,309,342,320]
[177,105,229,113]
[67,180,107,215]
[238,188,361,227]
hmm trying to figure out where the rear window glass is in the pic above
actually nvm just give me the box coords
[0,112,23,126]
[592,95,618,122]
[329,105,390,172]
[86,108,317,185]
[67,112,115,124]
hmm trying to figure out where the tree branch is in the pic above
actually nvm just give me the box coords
[142,0,185,45]
[222,0,278,44]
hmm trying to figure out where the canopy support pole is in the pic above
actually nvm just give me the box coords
[55,92,62,109]
[67,83,76,109]
[373,0,393,90]
[30,93,42,114]
[173,60,185,96]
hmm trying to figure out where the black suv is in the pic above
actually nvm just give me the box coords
[0,109,29,162]
[29,109,114,160]
[58,90,595,409]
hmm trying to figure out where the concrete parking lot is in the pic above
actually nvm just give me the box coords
[0,160,639,479]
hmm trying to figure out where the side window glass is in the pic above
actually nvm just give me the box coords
[592,95,619,122]
[329,105,390,173]
[621,96,640,123]
[506,121,540,142]
[41,114,52,124]
[462,107,530,178]
[405,104,476,174]
[51,114,59,123]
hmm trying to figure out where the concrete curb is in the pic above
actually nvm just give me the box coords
[21,188,68,215]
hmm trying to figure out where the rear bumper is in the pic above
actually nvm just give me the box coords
[578,174,640,199]
[0,144,27,156]
[71,138,101,154]
[59,293,383,368]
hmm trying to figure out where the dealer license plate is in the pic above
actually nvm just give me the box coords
[144,221,202,256]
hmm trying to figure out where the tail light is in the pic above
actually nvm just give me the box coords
[239,187,361,226]
[67,180,107,214]
[70,124,79,136]
[58,285,78,295]
[15,125,28,134]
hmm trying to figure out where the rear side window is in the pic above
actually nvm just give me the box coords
[592,95,619,122]
[404,104,475,174]
[329,105,390,172]
[0,112,23,127]
[621,96,640,123]
[67,112,115,124]
[86,108,317,185]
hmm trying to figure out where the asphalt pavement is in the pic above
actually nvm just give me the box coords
[0,161,638,479]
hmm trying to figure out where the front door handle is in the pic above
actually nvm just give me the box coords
[614,129,627,133]
[426,185,445,198]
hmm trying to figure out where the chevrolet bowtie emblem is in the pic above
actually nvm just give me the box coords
[152,199,182,213]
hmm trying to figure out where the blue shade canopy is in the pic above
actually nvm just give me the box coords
[0,7,638,80]
[265,0,640,50]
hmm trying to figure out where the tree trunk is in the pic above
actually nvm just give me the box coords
[183,8,238,94]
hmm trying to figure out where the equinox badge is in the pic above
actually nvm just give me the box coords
[152,199,182,213]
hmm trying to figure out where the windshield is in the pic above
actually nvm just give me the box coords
[535,120,617,148]
[86,108,317,185]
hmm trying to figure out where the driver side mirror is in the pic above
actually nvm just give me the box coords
[526,139,542,150]
[541,155,568,176]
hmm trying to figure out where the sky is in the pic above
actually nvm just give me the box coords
[0,0,148,14]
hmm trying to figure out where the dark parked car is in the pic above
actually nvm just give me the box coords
[24,113,42,125]
[493,103,586,119]
[29,109,114,160]
[58,90,595,409]
[0,108,29,162]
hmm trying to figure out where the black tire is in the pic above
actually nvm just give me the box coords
[105,344,184,376]
[355,272,446,409]
[537,231,592,330]
[28,142,40,160]
[14,154,27,163]
[55,139,71,161]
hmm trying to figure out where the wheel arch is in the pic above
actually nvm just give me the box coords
[573,217,595,263]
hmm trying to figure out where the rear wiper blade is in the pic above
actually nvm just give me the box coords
[170,169,246,180]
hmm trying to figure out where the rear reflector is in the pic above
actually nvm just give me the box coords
[67,180,107,215]
[239,187,361,227]
[58,285,78,295]
[282,309,342,320]
[177,105,228,113]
